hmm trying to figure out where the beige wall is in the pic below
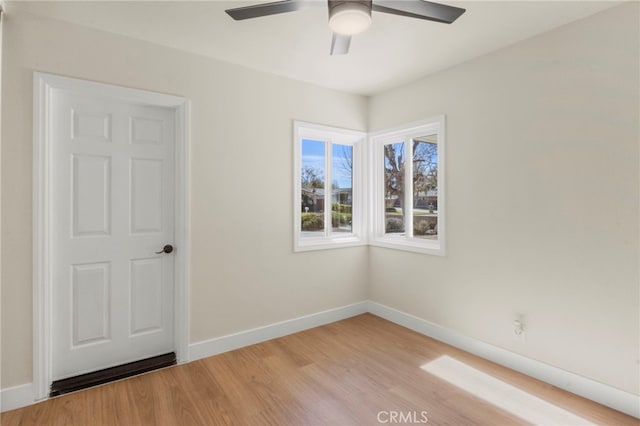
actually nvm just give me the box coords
[0,12,368,387]
[368,3,639,395]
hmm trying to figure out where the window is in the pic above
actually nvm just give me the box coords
[370,116,445,255]
[294,121,366,251]
[294,117,444,255]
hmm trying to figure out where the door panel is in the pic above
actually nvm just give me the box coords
[130,258,163,335]
[71,108,112,143]
[131,116,164,145]
[72,262,111,346]
[51,92,175,380]
[130,159,164,234]
[72,155,111,236]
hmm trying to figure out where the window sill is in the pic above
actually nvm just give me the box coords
[369,237,445,256]
[294,235,366,252]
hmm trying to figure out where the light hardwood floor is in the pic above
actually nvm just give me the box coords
[2,314,637,425]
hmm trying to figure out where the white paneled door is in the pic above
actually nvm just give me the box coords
[50,90,176,380]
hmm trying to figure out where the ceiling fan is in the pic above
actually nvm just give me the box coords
[225,0,466,55]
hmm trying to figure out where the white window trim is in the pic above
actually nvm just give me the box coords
[293,121,367,252]
[369,116,446,256]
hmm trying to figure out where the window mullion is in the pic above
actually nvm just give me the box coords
[376,140,383,238]
[325,140,333,238]
[405,138,413,239]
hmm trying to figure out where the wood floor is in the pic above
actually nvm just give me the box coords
[2,314,637,425]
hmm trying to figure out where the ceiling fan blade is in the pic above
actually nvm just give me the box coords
[372,0,465,24]
[226,0,305,21]
[330,33,351,55]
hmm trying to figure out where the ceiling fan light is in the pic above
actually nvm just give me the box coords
[329,2,372,36]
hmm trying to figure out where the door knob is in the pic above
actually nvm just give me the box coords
[155,244,174,254]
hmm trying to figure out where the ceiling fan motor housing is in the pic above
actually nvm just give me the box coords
[328,0,373,35]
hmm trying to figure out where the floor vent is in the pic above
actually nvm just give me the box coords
[50,352,176,397]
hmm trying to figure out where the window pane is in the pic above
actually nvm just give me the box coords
[384,142,405,234]
[301,139,325,236]
[412,136,438,240]
[331,144,353,233]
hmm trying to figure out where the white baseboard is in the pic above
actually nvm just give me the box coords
[188,301,369,362]
[3,300,638,419]
[0,383,34,412]
[367,301,640,419]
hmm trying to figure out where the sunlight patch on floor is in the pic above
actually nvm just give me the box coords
[421,356,594,426]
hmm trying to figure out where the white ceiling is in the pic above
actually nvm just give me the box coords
[6,0,621,95]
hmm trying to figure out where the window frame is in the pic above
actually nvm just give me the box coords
[369,116,446,256]
[293,121,367,252]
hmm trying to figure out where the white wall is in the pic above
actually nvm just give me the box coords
[368,3,639,396]
[0,11,368,388]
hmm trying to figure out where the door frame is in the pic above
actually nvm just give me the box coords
[32,72,191,401]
